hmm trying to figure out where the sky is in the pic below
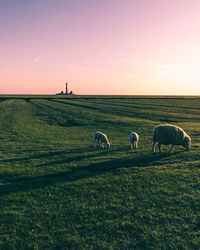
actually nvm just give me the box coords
[1,0,200,95]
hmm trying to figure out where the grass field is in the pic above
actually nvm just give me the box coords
[0,96,200,249]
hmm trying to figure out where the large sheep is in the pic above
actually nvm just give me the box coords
[94,132,110,148]
[129,132,139,151]
[152,124,191,153]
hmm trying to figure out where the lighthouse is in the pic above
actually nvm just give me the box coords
[66,83,68,94]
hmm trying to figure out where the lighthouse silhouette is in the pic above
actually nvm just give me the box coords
[66,83,68,94]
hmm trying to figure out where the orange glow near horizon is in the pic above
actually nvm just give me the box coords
[1,0,200,95]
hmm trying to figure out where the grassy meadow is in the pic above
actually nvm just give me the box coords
[0,96,200,249]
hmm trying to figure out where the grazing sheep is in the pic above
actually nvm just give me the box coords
[152,124,191,153]
[129,132,139,151]
[94,132,110,148]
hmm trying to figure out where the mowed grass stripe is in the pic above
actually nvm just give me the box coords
[60,97,200,122]
[86,97,200,109]
[83,97,200,118]
[30,98,154,127]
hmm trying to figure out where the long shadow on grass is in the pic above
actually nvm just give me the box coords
[0,150,184,195]
[0,146,126,166]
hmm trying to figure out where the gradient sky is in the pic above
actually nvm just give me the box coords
[1,0,200,95]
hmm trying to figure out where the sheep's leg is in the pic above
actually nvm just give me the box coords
[158,143,162,153]
[100,140,105,148]
[130,142,133,149]
[133,142,137,152]
[152,141,157,152]
[170,145,175,153]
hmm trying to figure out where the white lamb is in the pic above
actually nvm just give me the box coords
[129,132,139,151]
[94,132,110,148]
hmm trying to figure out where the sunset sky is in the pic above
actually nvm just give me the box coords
[1,0,200,95]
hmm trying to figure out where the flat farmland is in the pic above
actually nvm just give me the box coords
[0,97,200,249]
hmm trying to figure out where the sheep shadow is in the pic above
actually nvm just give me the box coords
[0,146,95,164]
[0,145,126,166]
[0,149,183,195]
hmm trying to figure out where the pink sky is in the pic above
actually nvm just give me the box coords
[1,0,200,95]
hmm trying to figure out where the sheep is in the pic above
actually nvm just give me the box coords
[152,124,191,153]
[128,132,139,151]
[94,132,110,148]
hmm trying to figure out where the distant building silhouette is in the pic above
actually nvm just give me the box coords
[56,83,75,95]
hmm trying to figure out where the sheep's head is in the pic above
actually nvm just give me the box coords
[182,136,191,150]
[103,135,110,148]
[104,141,110,148]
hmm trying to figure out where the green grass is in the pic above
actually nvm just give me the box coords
[0,97,200,249]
